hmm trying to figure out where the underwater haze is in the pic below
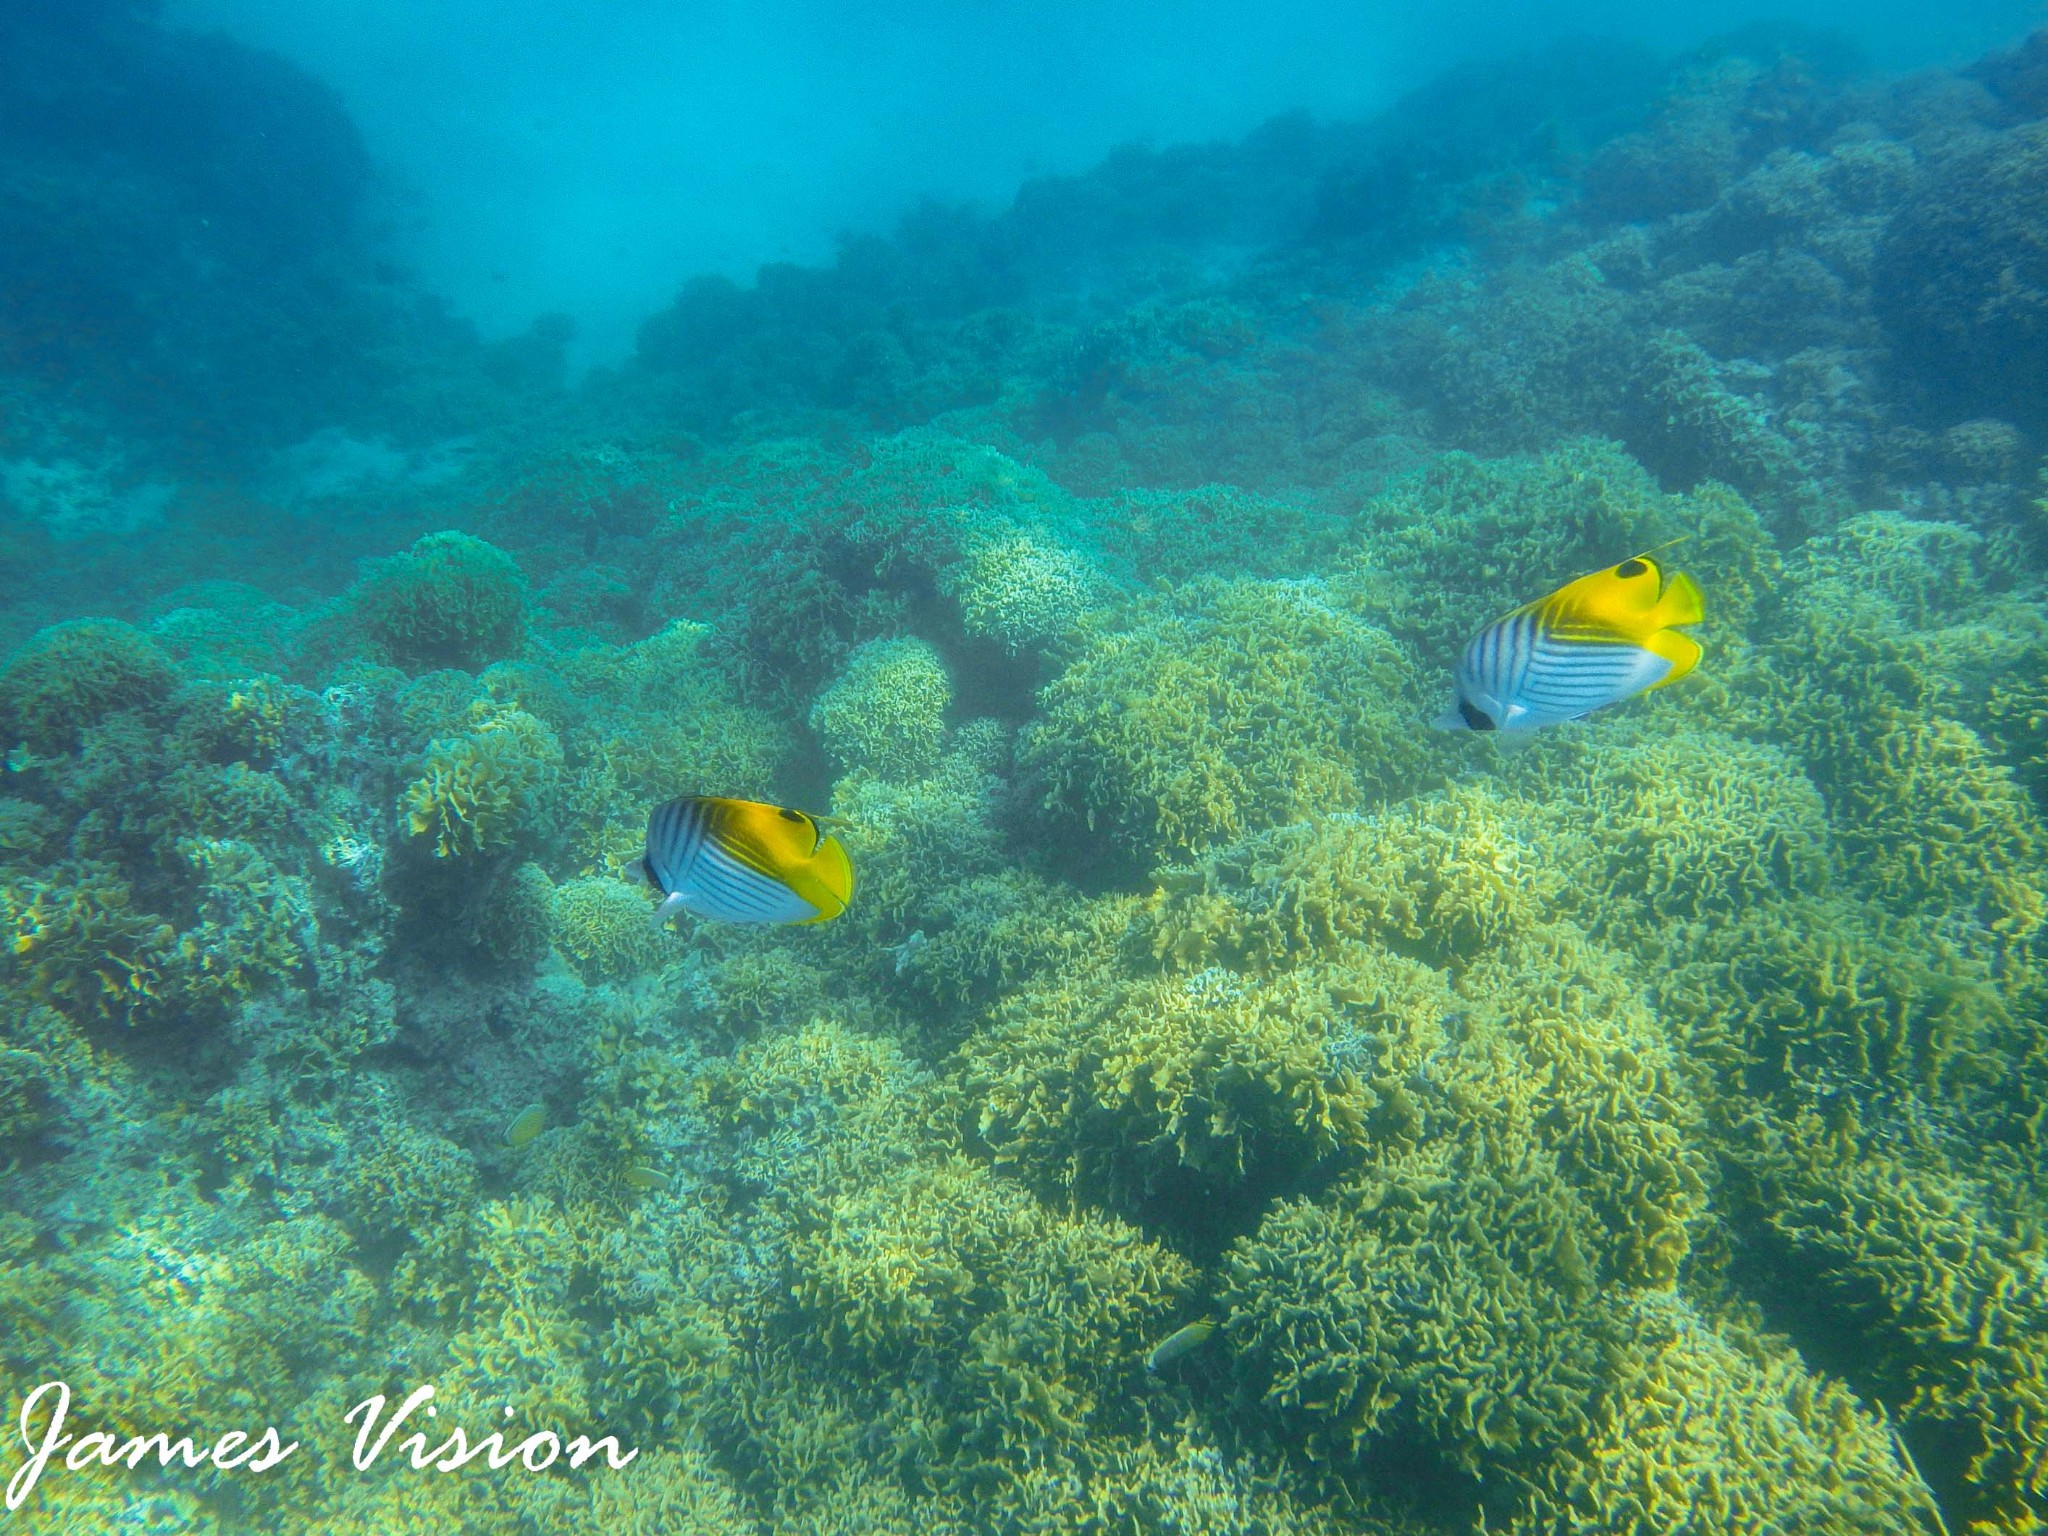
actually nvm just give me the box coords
[11,1,2048,1534]
[173,0,2047,364]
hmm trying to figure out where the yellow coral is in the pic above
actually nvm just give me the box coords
[1022,577,1434,859]
[1527,1292,1930,1534]
[1,860,178,1025]
[403,703,562,857]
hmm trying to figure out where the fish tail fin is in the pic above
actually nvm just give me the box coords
[1642,627,1703,688]
[1653,571,1705,628]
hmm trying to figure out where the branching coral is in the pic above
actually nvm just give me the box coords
[1220,1147,1627,1507]
[0,618,176,753]
[1021,577,1434,862]
[942,528,1103,651]
[966,948,1449,1250]
[553,621,787,850]
[343,530,530,672]
[1139,784,1570,974]
[0,1046,54,1140]
[1747,1131,2048,1532]
[1343,438,1713,664]
[1524,1292,1928,1534]
[1875,119,2048,423]
[786,1156,1193,1490]
[1,860,179,1027]
[1758,558,2048,976]
[549,875,664,982]
[810,636,953,781]
[1491,722,1833,958]
[171,836,315,1005]
[1658,894,2013,1111]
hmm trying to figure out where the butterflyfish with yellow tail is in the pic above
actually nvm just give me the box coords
[641,795,853,926]
[1436,554,1704,733]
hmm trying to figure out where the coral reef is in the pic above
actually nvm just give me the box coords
[402,703,563,858]
[0,618,175,753]
[549,874,664,982]
[810,636,953,781]
[344,531,530,673]
[9,21,2048,1536]
[1021,577,1434,861]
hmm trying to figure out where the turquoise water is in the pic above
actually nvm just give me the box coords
[3,8,2048,1534]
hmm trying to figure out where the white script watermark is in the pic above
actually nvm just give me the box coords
[5,1381,638,1512]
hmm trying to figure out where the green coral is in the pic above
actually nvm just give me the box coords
[967,945,1447,1253]
[444,1196,593,1424]
[1139,784,1568,973]
[1021,577,1434,861]
[1,860,179,1026]
[1746,1130,2048,1532]
[403,703,563,857]
[0,618,176,753]
[171,837,314,1003]
[1094,483,1343,585]
[943,529,1102,651]
[1490,722,1834,962]
[0,797,59,872]
[1221,1148,1624,1508]
[344,530,529,672]
[1757,548,2048,976]
[1660,895,2013,1109]
[1875,118,2048,419]
[333,1112,481,1318]
[554,621,787,859]
[1345,439,1716,662]
[549,875,665,982]
[0,1047,54,1140]
[1525,1293,1928,1534]
[810,636,953,781]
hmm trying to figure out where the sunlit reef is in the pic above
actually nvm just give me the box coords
[4,8,2048,1534]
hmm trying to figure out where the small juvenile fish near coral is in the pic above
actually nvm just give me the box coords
[640,795,853,926]
[503,1103,546,1150]
[1436,554,1704,732]
[1144,1318,1217,1373]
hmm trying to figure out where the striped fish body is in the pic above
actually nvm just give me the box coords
[1437,556,1704,733]
[643,796,853,926]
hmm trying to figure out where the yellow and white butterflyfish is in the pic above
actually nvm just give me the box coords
[1436,554,1705,733]
[641,795,853,926]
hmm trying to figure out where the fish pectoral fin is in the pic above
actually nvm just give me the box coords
[1651,571,1705,628]
[1640,627,1703,688]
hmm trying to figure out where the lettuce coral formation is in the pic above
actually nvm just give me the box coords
[1022,577,1435,861]
[7,19,2048,1536]
[810,636,953,781]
